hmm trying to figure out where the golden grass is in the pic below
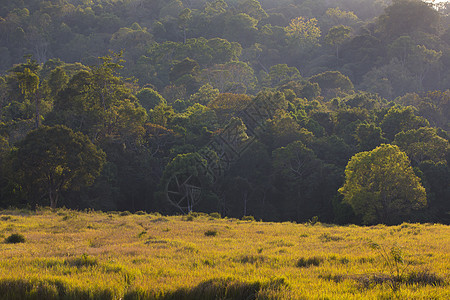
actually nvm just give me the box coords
[0,208,449,299]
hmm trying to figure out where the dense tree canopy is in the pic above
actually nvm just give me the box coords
[0,0,449,225]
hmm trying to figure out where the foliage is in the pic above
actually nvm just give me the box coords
[12,125,106,208]
[0,0,449,225]
[4,233,26,244]
[339,144,426,224]
[285,16,321,50]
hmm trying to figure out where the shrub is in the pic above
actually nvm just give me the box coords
[242,215,255,221]
[308,216,319,225]
[405,270,445,286]
[67,254,98,267]
[204,229,218,237]
[239,255,266,264]
[296,257,323,268]
[5,233,26,244]
[120,211,132,216]
[209,212,221,219]
[320,233,342,242]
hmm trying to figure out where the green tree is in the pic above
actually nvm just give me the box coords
[13,125,106,209]
[15,67,40,128]
[136,87,166,111]
[160,152,214,213]
[394,127,449,165]
[273,141,340,221]
[47,53,147,147]
[380,106,429,141]
[309,71,354,98]
[237,0,268,21]
[285,16,321,50]
[189,83,219,105]
[356,123,388,151]
[325,25,351,59]
[323,7,359,30]
[339,144,426,224]
[208,93,251,124]
[178,8,192,44]
[378,0,439,39]
[265,64,301,87]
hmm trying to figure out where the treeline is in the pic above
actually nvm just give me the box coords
[0,0,449,224]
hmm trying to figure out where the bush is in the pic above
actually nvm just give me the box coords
[67,254,98,267]
[296,257,323,268]
[242,215,255,221]
[185,215,195,221]
[209,212,221,219]
[406,270,445,286]
[5,233,26,244]
[119,211,132,216]
[239,255,266,264]
[204,230,218,237]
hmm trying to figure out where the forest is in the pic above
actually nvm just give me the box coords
[0,0,449,225]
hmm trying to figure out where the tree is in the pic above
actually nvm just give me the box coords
[339,144,426,224]
[136,87,166,111]
[223,13,258,47]
[207,93,252,124]
[160,152,214,214]
[356,123,388,151]
[380,106,429,141]
[309,71,353,98]
[394,127,449,165]
[200,62,256,93]
[46,52,147,147]
[378,0,439,39]
[264,64,301,87]
[323,7,359,30]
[325,25,351,59]
[178,8,192,44]
[237,0,268,21]
[285,16,321,50]
[272,141,340,221]
[13,125,106,209]
[15,67,40,128]
[189,83,219,105]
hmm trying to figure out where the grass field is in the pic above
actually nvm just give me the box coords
[0,208,449,299]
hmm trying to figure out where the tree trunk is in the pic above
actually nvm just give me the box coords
[49,188,58,209]
[34,91,40,129]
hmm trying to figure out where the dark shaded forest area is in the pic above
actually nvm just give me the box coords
[0,0,449,225]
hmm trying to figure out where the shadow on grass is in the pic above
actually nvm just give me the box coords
[0,277,289,300]
[126,277,289,300]
[0,279,114,300]
[320,270,446,290]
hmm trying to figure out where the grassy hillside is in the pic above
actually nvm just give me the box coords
[0,208,449,299]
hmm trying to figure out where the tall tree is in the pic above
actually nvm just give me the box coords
[339,144,426,224]
[325,25,351,59]
[13,125,106,209]
[15,67,40,128]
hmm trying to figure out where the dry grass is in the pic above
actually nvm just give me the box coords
[0,208,449,299]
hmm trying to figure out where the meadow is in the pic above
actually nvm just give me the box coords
[0,208,449,299]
